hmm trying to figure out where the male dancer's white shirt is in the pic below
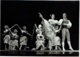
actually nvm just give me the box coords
[58,19,72,28]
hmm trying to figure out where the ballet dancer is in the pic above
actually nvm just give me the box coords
[58,13,73,51]
[35,24,45,50]
[3,24,17,50]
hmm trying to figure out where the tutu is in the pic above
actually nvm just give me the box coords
[36,40,44,47]
[58,19,63,25]
[36,34,44,48]
[67,20,72,28]
[9,40,18,50]
[48,19,58,25]
[9,40,18,46]
[4,35,10,44]
[53,36,61,46]
[20,36,27,45]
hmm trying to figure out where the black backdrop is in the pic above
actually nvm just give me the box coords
[1,1,79,50]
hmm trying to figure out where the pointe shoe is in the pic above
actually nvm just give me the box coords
[69,47,74,51]
[63,48,66,51]
[54,48,58,50]
[49,49,52,51]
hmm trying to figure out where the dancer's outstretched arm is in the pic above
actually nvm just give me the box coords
[38,12,45,20]
[26,31,32,36]
[53,25,62,33]
[10,24,18,29]
[35,24,38,29]
[56,25,62,33]
[3,24,16,34]
[15,24,22,31]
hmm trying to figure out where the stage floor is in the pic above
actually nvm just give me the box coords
[0,50,79,56]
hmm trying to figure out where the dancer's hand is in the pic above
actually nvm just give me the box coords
[35,24,38,29]
[38,12,43,18]
[7,28,10,31]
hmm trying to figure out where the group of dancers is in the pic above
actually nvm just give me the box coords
[2,12,74,51]
[3,24,32,50]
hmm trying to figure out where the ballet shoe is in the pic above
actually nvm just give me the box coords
[49,49,52,51]
[69,48,74,51]
[63,48,66,51]
[54,48,58,50]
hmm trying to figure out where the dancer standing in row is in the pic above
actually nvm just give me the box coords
[3,25,11,50]
[16,25,32,50]
[9,29,19,50]
[3,24,17,50]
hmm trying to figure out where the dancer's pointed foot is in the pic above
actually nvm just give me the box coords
[69,48,74,51]
[63,48,66,51]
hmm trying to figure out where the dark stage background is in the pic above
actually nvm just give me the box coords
[1,1,79,50]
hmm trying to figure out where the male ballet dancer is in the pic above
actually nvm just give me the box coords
[58,13,73,51]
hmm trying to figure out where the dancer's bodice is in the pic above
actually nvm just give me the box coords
[62,19,69,28]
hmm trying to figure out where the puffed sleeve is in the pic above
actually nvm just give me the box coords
[58,19,63,25]
[4,29,9,33]
[48,19,58,24]
[21,30,23,33]
[54,20,58,24]
[48,19,53,24]
[67,20,72,28]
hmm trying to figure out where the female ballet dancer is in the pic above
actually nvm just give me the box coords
[58,13,73,51]
[16,25,32,50]
[35,24,45,50]
[48,14,58,26]
[9,29,19,50]
[3,24,17,50]
[48,14,61,50]
[38,13,58,50]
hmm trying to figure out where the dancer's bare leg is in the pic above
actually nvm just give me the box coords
[48,40,52,51]
[5,44,8,50]
[62,29,66,51]
[12,46,16,50]
[36,45,40,50]
[36,41,41,50]
[67,29,73,50]
[19,45,22,50]
[41,44,45,50]
[58,46,61,50]
[55,45,58,50]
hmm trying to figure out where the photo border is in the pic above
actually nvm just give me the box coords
[0,0,79,57]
